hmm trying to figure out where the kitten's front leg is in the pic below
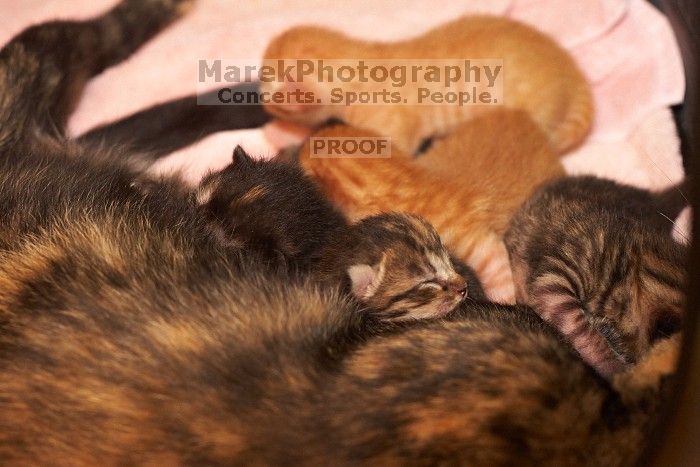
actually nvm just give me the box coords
[528,279,627,377]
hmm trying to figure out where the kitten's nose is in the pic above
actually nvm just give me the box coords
[447,278,468,298]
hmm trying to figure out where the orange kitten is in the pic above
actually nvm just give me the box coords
[296,110,564,301]
[263,15,592,155]
[416,108,564,235]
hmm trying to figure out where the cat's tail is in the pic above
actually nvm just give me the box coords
[550,75,594,154]
[78,83,271,162]
[0,0,195,148]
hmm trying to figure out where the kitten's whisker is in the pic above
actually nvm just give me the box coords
[657,210,689,243]
[642,151,689,205]
[677,186,689,206]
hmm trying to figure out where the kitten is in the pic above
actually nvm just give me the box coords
[195,145,348,271]
[197,151,483,315]
[0,3,683,464]
[317,212,483,321]
[504,176,688,376]
[261,15,592,154]
[296,122,560,301]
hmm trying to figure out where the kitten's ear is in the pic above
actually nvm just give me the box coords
[347,257,386,299]
[232,145,254,168]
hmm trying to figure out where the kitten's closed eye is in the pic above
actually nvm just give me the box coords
[419,278,467,296]
[340,213,472,322]
[504,176,687,377]
[419,279,443,290]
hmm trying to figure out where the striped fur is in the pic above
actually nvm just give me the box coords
[317,213,484,321]
[0,0,195,152]
[0,3,683,464]
[505,176,687,376]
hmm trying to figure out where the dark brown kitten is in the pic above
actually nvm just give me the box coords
[197,156,484,313]
[505,176,687,376]
[195,146,348,271]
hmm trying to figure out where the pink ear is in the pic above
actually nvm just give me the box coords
[347,264,379,299]
[347,264,376,298]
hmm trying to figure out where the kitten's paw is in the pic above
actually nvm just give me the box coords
[531,285,626,378]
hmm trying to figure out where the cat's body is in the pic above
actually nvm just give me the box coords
[505,176,688,376]
[78,83,271,160]
[0,274,679,464]
[0,1,683,464]
[262,15,592,154]
[0,0,198,153]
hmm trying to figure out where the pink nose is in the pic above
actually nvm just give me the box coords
[445,278,468,298]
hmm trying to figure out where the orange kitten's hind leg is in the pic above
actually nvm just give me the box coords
[443,227,515,303]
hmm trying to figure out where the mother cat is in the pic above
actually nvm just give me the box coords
[0,1,684,464]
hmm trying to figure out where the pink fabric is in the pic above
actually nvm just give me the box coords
[506,0,629,48]
[0,0,688,219]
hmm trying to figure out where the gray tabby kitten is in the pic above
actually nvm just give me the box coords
[505,176,687,376]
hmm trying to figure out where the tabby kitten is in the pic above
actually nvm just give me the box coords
[0,2,683,464]
[316,212,480,321]
[504,176,688,376]
[262,15,592,154]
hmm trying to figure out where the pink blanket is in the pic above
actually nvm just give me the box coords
[0,0,689,238]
